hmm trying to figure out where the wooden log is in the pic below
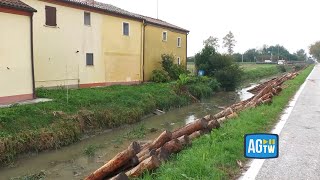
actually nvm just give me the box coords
[137,140,152,150]
[137,130,172,158]
[177,135,190,146]
[262,98,272,104]
[213,107,233,119]
[162,139,183,154]
[217,117,227,124]
[188,130,202,140]
[126,155,161,178]
[203,114,213,121]
[109,173,129,180]
[207,119,220,131]
[172,118,208,139]
[150,130,172,150]
[138,149,156,163]
[156,147,169,162]
[107,156,139,178]
[85,142,140,180]
[226,112,238,119]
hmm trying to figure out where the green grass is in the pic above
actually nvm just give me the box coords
[241,64,286,83]
[0,83,191,164]
[140,66,313,180]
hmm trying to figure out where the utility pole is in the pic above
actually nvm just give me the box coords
[242,54,244,63]
[157,0,159,19]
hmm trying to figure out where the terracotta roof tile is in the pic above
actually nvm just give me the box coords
[0,0,36,12]
[60,0,189,32]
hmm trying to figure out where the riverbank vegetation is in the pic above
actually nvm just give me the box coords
[140,65,313,180]
[0,55,287,165]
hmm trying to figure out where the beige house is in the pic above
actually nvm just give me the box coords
[19,0,189,88]
[0,0,36,104]
[0,0,188,104]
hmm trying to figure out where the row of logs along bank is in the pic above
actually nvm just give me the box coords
[85,71,299,180]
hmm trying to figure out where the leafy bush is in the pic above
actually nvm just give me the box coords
[150,69,170,83]
[277,65,286,72]
[161,54,188,80]
[215,64,243,91]
[293,64,305,71]
[208,78,220,91]
[187,83,213,99]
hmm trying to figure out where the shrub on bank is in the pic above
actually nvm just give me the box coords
[150,69,170,83]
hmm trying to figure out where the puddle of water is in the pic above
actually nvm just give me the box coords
[0,87,255,180]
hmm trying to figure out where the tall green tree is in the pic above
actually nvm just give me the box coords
[203,36,219,49]
[294,49,307,61]
[309,41,320,60]
[223,31,236,55]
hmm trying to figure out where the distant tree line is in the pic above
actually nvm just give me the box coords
[233,45,307,62]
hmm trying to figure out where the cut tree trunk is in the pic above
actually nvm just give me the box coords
[85,142,140,180]
[162,138,183,154]
[138,149,156,163]
[156,147,169,161]
[207,119,220,131]
[217,117,227,124]
[226,112,238,119]
[109,172,129,180]
[126,155,161,178]
[177,135,190,146]
[172,118,208,139]
[188,130,204,140]
[137,130,171,158]
[203,114,213,121]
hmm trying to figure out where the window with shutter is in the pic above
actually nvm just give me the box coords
[86,53,94,66]
[123,22,129,36]
[45,6,57,26]
[84,12,91,26]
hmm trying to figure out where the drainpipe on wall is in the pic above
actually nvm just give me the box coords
[142,20,146,82]
[30,13,36,99]
[186,32,189,70]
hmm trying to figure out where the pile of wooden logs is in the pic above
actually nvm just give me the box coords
[85,71,299,180]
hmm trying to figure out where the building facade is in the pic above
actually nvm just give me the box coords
[0,0,36,104]
[1,0,188,101]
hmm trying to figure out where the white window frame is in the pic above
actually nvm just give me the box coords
[177,37,182,47]
[162,31,168,41]
[122,22,130,36]
[177,57,181,65]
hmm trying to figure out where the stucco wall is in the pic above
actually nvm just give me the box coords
[144,25,187,81]
[23,0,144,87]
[0,12,33,102]
[102,14,143,82]
[23,0,106,87]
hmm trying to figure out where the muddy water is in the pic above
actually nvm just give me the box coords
[0,84,257,180]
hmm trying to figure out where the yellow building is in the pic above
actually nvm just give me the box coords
[18,0,188,88]
[0,1,36,104]
[143,16,189,81]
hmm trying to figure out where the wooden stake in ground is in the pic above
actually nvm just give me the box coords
[172,118,208,139]
[85,142,140,180]
[126,155,161,178]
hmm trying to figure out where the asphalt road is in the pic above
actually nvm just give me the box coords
[256,64,320,180]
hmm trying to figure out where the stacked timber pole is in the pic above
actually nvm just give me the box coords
[85,71,299,180]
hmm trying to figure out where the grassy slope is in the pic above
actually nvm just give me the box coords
[241,64,282,83]
[141,66,313,180]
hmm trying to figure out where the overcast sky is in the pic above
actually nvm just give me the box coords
[99,0,319,56]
